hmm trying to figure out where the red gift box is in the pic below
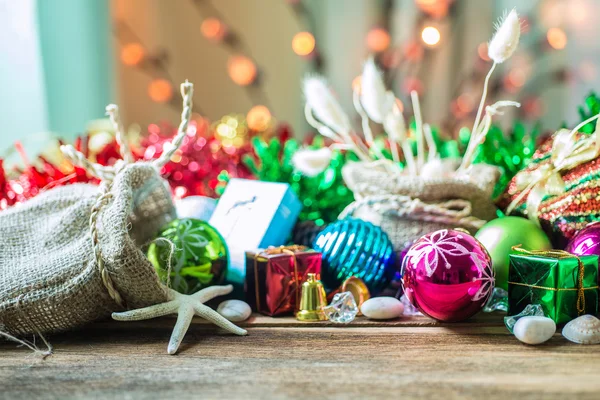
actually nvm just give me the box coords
[245,246,322,316]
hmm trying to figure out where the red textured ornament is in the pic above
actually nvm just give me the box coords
[402,229,494,322]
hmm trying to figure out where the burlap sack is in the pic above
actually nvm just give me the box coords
[0,162,174,335]
[340,161,499,251]
[0,82,195,337]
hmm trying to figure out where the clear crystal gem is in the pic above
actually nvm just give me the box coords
[504,304,545,333]
[399,294,422,316]
[483,288,508,313]
[323,291,358,323]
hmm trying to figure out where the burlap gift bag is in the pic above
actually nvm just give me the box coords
[301,57,519,252]
[339,160,499,251]
[0,84,194,336]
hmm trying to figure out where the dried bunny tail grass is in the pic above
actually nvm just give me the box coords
[488,8,520,64]
[360,57,393,124]
[353,88,386,161]
[303,76,352,137]
[291,147,333,177]
[460,9,520,172]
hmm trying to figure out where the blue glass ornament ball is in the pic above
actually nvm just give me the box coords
[312,218,396,294]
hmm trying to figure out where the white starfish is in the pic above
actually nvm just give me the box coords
[112,284,247,354]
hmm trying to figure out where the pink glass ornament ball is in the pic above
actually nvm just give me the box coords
[401,229,494,322]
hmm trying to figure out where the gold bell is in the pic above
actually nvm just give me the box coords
[296,273,328,321]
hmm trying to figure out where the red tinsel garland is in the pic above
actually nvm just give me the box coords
[0,119,289,210]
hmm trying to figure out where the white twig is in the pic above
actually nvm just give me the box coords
[353,89,386,160]
[423,123,437,162]
[410,91,425,172]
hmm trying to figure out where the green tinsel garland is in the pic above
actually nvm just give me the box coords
[243,136,355,226]
[241,118,540,226]
[578,92,600,133]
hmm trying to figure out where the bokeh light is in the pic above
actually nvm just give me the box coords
[148,79,173,103]
[402,77,423,95]
[352,76,362,93]
[507,69,526,90]
[201,17,228,42]
[477,42,490,61]
[579,60,597,82]
[366,28,391,52]
[547,28,567,50]
[403,41,424,61]
[214,115,248,148]
[456,93,474,114]
[121,43,145,66]
[247,105,272,131]
[292,32,316,56]
[415,0,452,18]
[227,55,257,86]
[421,26,441,46]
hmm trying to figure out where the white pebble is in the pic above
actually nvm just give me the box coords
[513,316,556,345]
[360,297,404,320]
[217,299,251,322]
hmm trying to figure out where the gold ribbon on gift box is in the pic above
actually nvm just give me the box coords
[253,245,307,313]
[509,246,599,315]
[505,113,600,225]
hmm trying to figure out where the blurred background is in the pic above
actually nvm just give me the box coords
[0,0,596,165]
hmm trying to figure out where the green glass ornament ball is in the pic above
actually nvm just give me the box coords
[147,218,228,294]
[475,216,551,291]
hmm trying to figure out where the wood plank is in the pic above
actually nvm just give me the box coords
[1,314,600,399]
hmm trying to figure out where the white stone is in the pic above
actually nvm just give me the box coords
[360,297,404,320]
[217,299,252,322]
[513,316,556,345]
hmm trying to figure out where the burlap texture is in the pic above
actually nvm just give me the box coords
[342,161,499,251]
[0,163,174,335]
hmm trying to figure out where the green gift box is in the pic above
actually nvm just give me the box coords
[508,249,598,324]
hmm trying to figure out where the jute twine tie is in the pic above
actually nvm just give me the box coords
[339,194,486,230]
[59,81,194,308]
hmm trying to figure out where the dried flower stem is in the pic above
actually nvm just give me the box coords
[410,91,425,171]
[353,90,386,160]
[304,104,371,162]
[460,62,496,171]
[423,123,437,162]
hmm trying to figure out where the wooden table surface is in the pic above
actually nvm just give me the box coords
[1,313,599,399]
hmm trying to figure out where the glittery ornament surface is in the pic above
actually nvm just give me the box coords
[147,218,228,294]
[313,218,395,295]
[498,132,600,248]
[402,229,494,322]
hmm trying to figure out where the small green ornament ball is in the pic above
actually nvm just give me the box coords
[475,216,552,290]
[147,218,228,294]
